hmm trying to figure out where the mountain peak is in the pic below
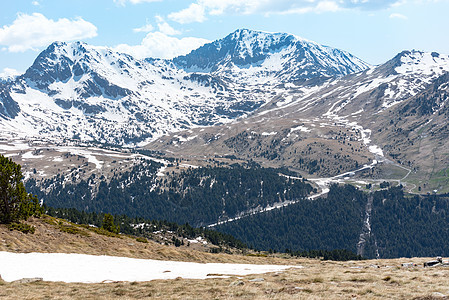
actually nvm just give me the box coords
[228,28,309,44]
[229,28,289,39]
[22,41,133,90]
[173,28,370,80]
[40,40,100,63]
[222,28,298,58]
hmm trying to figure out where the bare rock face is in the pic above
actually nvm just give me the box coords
[0,87,20,119]
[12,277,43,284]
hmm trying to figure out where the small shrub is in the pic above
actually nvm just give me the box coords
[42,217,58,226]
[246,253,268,257]
[89,227,121,238]
[210,247,221,253]
[172,236,182,247]
[136,237,148,243]
[59,224,90,237]
[7,222,35,234]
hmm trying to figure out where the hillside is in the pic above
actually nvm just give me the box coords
[217,185,449,259]
[25,163,313,227]
[0,216,278,264]
[3,139,449,260]
[1,217,448,299]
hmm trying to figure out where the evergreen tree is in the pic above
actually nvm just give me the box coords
[0,155,41,224]
[102,213,119,233]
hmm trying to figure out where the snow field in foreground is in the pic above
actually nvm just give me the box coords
[0,252,299,283]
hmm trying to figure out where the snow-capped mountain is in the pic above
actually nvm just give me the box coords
[173,29,370,84]
[286,49,449,119]
[0,29,371,145]
[145,48,449,189]
[0,40,268,144]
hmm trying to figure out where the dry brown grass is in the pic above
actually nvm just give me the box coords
[0,216,297,264]
[1,258,449,299]
[2,217,449,299]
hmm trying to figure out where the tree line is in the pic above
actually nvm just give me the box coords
[26,164,313,227]
[217,184,449,259]
[8,152,449,259]
[44,205,247,250]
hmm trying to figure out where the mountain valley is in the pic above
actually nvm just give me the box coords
[1,29,449,258]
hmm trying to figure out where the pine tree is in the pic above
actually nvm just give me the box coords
[0,155,41,224]
[102,213,119,233]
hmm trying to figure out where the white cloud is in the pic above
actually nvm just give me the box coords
[202,0,261,15]
[155,16,181,35]
[114,0,161,6]
[114,32,209,59]
[0,67,21,79]
[390,0,407,7]
[315,1,341,13]
[278,1,341,14]
[168,3,207,24]
[389,13,408,19]
[168,0,400,23]
[31,1,40,6]
[133,24,154,33]
[0,13,97,52]
[133,16,181,35]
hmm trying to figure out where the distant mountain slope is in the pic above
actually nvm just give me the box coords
[147,49,449,191]
[26,164,313,227]
[4,29,449,190]
[0,29,369,145]
[217,185,449,259]
[1,41,265,144]
[173,29,370,83]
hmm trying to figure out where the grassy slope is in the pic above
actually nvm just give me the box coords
[0,216,292,264]
[1,217,449,299]
[1,257,448,299]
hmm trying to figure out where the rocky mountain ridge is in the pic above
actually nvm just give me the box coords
[1,29,449,192]
[173,28,370,83]
[0,29,370,145]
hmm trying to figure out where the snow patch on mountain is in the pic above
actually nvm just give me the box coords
[0,251,298,283]
[395,51,449,77]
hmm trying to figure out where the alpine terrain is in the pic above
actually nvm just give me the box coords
[2,29,449,259]
[0,29,369,145]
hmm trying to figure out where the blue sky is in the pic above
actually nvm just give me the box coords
[1,0,449,77]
